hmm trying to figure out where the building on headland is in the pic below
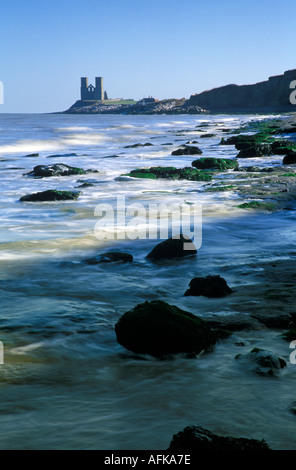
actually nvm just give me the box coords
[81,77,104,101]
[137,97,158,106]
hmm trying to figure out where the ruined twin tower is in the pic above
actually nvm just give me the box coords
[80,76,104,101]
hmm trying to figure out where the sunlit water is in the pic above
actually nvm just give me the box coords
[0,113,295,450]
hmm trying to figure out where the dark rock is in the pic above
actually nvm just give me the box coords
[125,166,212,181]
[27,163,87,177]
[235,142,257,150]
[221,135,260,146]
[281,328,296,342]
[244,166,262,172]
[236,144,272,158]
[85,251,133,264]
[251,312,296,329]
[235,348,286,376]
[289,401,296,415]
[146,234,197,261]
[77,182,95,188]
[124,143,153,148]
[283,151,296,164]
[20,189,80,202]
[199,133,216,138]
[272,140,296,155]
[191,157,238,171]
[184,275,233,298]
[172,145,203,156]
[46,153,78,158]
[279,127,296,135]
[167,425,271,451]
[115,300,219,357]
[24,153,39,157]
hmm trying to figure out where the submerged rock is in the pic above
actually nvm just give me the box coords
[192,157,238,171]
[167,426,271,451]
[115,300,219,357]
[235,348,286,376]
[184,275,233,298]
[171,145,203,156]
[199,133,216,138]
[146,234,197,260]
[204,313,261,331]
[46,153,78,158]
[85,251,133,264]
[124,142,153,148]
[125,166,212,181]
[20,189,80,202]
[27,163,87,177]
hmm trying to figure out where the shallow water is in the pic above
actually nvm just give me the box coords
[0,113,295,449]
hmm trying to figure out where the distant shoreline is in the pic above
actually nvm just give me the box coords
[60,68,296,116]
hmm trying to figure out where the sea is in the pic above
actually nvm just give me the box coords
[0,112,295,450]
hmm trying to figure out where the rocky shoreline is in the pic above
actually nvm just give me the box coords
[15,111,296,450]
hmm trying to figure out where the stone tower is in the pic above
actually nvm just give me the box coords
[80,77,104,101]
[95,77,103,101]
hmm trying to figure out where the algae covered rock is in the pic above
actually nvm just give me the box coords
[146,234,197,261]
[20,189,81,202]
[115,300,218,357]
[237,201,276,211]
[125,166,212,181]
[184,275,233,298]
[168,426,271,451]
[272,140,296,155]
[220,132,271,147]
[27,163,87,177]
[192,157,238,171]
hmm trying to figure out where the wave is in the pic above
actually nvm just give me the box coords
[0,133,107,155]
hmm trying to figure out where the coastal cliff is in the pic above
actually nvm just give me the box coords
[187,69,296,113]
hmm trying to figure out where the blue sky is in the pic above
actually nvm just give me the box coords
[0,0,295,113]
